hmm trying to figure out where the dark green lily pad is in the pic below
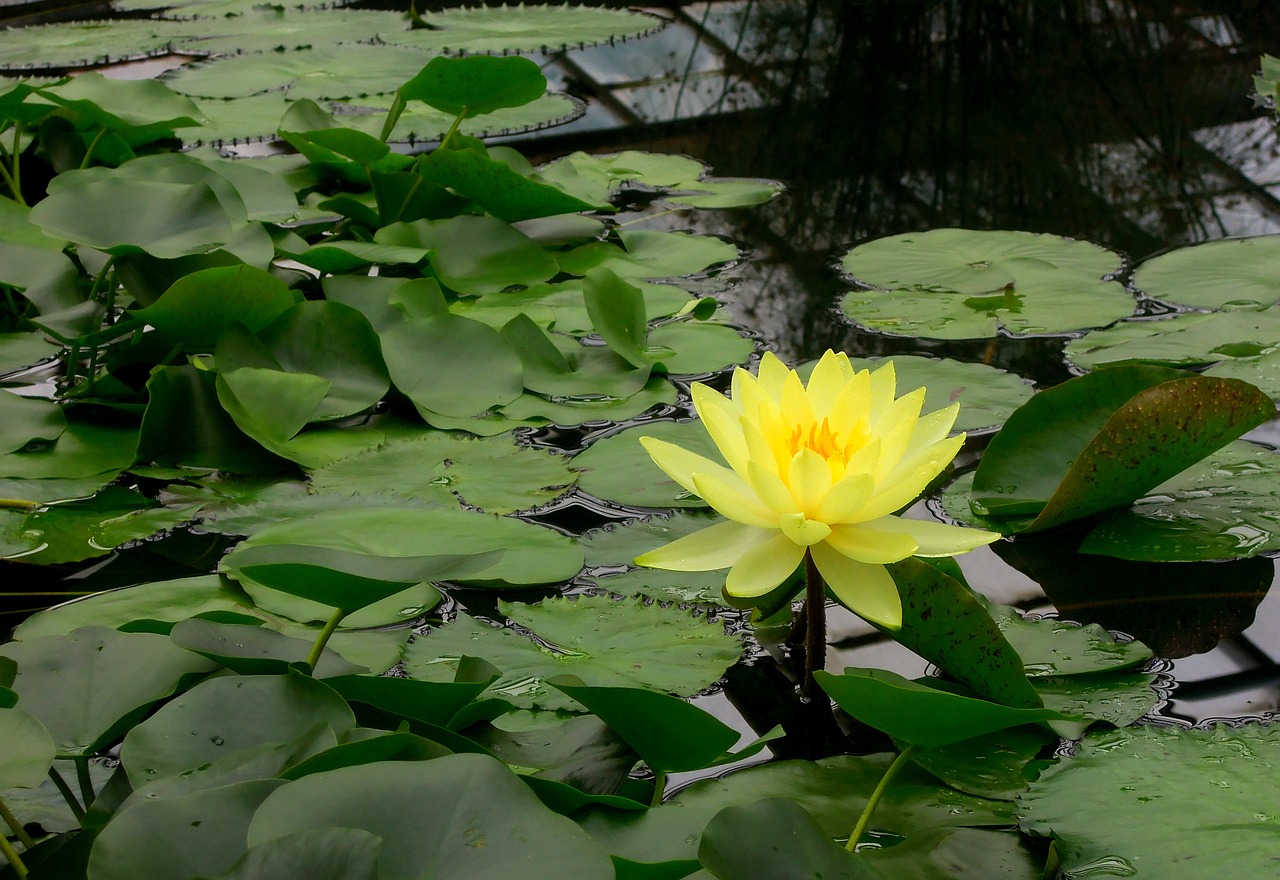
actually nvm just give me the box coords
[88,779,285,880]
[1132,235,1280,310]
[970,365,1274,531]
[0,417,136,480]
[169,618,367,678]
[0,389,65,454]
[698,798,880,880]
[1019,724,1280,880]
[400,54,546,118]
[135,265,296,349]
[403,595,741,712]
[248,755,615,880]
[310,432,576,514]
[839,229,1132,339]
[573,420,724,509]
[0,332,62,376]
[1032,673,1158,739]
[0,705,56,790]
[0,626,215,756]
[1064,310,1280,373]
[119,671,355,783]
[816,669,1068,748]
[379,4,667,55]
[863,828,1044,880]
[909,725,1054,800]
[215,828,381,880]
[558,230,738,284]
[377,214,558,296]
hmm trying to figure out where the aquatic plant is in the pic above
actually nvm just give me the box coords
[0,8,1277,880]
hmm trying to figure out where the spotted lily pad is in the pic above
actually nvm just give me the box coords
[1019,724,1280,879]
[1132,235,1280,310]
[839,229,1133,339]
[402,595,741,711]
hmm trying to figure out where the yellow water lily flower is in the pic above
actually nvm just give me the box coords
[635,351,1000,629]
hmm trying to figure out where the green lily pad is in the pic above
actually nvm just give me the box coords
[559,230,738,284]
[863,828,1045,880]
[460,279,693,335]
[119,671,355,783]
[169,619,367,678]
[1032,673,1158,739]
[403,595,741,711]
[573,420,725,509]
[223,506,584,593]
[89,779,286,880]
[839,229,1133,339]
[1064,310,1280,371]
[0,332,62,376]
[0,626,215,756]
[581,511,725,568]
[310,432,576,514]
[981,602,1153,677]
[377,215,558,297]
[0,706,56,790]
[816,669,1068,748]
[0,20,180,71]
[1203,349,1280,399]
[664,178,784,209]
[215,828,381,880]
[909,725,1054,800]
[804,355,1035,433]
[539,150,711,203]
[1019,724,1280,879]
[248,755,615,880]
[165,9,408,57]
[0,389,65,454]
[378,4,667,55]
[647,321,755,375]
[135,265,296,349]
[0,416,136,480]
[491,374,678,429]
[1132,234,1280,310]
[400,54,546,118]
[698,798,879,880]
[1078,440,1280,560]
[970,365,1275,531]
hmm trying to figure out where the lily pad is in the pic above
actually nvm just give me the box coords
[0,705,56,790]
[909,726,1054,800]
[309,432,577,514]
[247,755,615,880]
[558,230,738,284]
[1078,440,1280,560]
[697,798,879,880]
[573,421,725,509]
[378,4,668,55]
[1019,724,1280,879]
[0,20,180,71]
[839,229,1133,339]
[1131,235,1280,309]
[1064,310,1280,372]
[647,321,755,375]
[981,602,1153,677]
[1032,673,1158,739]
[377,214,558,296]
[402,595,741,711]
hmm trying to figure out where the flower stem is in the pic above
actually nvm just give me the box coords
[0,499,42,512]
[0,826,28,880]
[803,549,826,699]
[305,608,346,671]
[0,796,35,849]
[47,767,84,824]
[74,757,95,810]
[845,746,914,852]
[649,769,667,807]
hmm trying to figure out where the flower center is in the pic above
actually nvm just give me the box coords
[788,416,867,463]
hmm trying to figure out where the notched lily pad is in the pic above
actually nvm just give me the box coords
[839,229,1133,339]
[1132,234,1280,310]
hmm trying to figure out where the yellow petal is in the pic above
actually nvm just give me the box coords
[878,434,964,497]
[805,351,847,419]
[748,459,800,515]
[741,415,784,478]
[827,369,871,440]
[855,458,945,521]
[692,383,749,477]
[639,436,733,496]
[811,543,902,629]
[868,360,897,422]
[834,351,856,382]
[872,387,926,478]
[780,370,815,432]
[756,351,791,400]
[725,532,806,597]
[635,520,772,571]
[779,512,832,546]
[788,447,832,514]
[858,515,1000,556]
[903,403,959,457]
[815,472,875,523]
[824,522,918,563]
[692,471,778,528]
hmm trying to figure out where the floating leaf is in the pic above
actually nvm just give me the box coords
[815,669,1068,748]
[380,4,668,55]
[909,726,1054,801]
[135,265,296,349]
[0,627,215,756]
[310,432,576,513]
[0,706,56,790]
[37,72,203,140]
[1032,673,1158,739]
[1064,310,1280,372]
[863,828,1045,880]
[377,214,558,296]
[399,55,546,118]
[0,20,180,71]
[0,389,65,454]
[1132,234,1280,309]
[698,798,878,880]
[88,779,284,880]
[0,417,136,480]
[247,755,615,880]
[119,671,355,783]
[664,178,783,209]
[216,828,381,880]
[403,595,740,711]
[647,321,755,375]
[970,366,1275,531]
[1019,724,1280,880]
[169,619,366,678]
[574,421,725,508]
[559,230,738,283]
[380,314,525,418]
[1079,440,1280,560]
[839,229,1132,338]
[417,144,605,222]
[981,602,1153,677]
